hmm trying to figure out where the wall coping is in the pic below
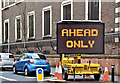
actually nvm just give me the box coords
[14,54,120,59]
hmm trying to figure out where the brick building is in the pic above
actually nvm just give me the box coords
[0,0,120,55]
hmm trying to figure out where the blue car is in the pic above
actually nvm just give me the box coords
[13,53,50,76]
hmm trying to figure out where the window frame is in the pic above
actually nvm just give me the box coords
[4,19,9,42]
[15,15,22,41]
[3,0,9,8]
[116,0,120,3]
[15,0,24,3]
[42,6,52,37]
[61,0,73,21]
[27,11,35,39]
[85,0,101,21]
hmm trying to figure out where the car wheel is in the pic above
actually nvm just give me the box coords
[24,67,29,76]
[13,66,17,74]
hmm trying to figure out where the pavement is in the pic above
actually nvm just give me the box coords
[0,67,119,83]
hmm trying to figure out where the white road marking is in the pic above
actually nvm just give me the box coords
[0,72,11,73]
[0,76,17,81]
[25,77,36,78]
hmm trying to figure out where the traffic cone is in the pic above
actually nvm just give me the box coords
[54,63,59,78]
[57,62,63,80]
[102,64,109,81]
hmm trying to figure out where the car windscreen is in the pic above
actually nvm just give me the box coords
[31,54,46,60]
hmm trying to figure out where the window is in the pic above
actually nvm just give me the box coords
[42,6,52,37]
[61,0,73,21]
[27,11,35,39]
[9,55,14,58]
[86,0,101,21]
[31,54,46,60]
[15,0,22,2]
[23,55,29,60]
[3,0,9,7]
[4,19,9,42]
[115,38,119,43]
[15,15,22,40]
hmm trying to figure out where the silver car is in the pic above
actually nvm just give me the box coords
[0,53,15,70]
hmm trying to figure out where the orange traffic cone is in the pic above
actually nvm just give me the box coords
[102,64,109,81]
[57,62,63,80]
[55,63,59,78]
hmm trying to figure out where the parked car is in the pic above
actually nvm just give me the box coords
[13,53,50,76]
[0,53,15,70]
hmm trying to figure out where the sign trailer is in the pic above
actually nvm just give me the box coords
[57,21,105,54]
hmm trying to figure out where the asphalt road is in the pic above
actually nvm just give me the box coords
[0,68,119,83]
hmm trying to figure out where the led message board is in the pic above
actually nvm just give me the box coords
[57,21,105,54]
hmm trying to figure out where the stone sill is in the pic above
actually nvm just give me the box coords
[14,54,120,59]
[81,54,120,59]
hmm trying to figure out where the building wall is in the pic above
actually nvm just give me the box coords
[1,1,120,54]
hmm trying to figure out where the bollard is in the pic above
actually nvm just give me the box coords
[111,64,115,82]
[36,68,44,81]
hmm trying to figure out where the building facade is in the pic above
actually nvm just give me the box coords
[0,0,120,55]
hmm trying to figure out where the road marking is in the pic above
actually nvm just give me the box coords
[0,72,12,73]
[25,77,36,78]
[0,76,17,81]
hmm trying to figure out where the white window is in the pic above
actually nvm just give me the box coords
[115,17,120,23]
[42,6,52,37]
[15,15,22,40]
[115,38,119,43]
[115,28,120,32]
[61,0,73,21]
[3,0,9,7]
[4,19,9,42]
[116,0,120,3]
[85,0,101,21]
[27,11,35,39]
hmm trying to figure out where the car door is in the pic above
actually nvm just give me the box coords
[18,55,25,71]
[21,55,29,71]
[8,54,14,66]
[15,55,23,71]
[1,54,10,67]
